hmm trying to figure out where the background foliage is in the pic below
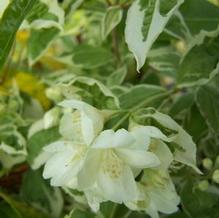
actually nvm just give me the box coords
[0,0,219,218]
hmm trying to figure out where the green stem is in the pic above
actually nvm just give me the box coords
[123,210,132,218]
[111,92,169,130]
[110,204,118,218]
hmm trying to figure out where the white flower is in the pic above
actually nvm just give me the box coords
[59,99,104,145]
[42,141,86,186]
[140,109,201,173]
[40,100,104,187]
[78,128,160,207]
[127,170,180,218]
[125,140,179,218]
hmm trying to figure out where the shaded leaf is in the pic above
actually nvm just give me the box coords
[101,6,123,40]
[20,169,63,218]
[180,0,219,35]
[177,28,219,86]
[0,0,37,72]
[119,85,166,109]
[28,27,60,65]
[72,45,112,69]
[27,127,60,166]
[125,0,184,71]
[196,84,219,134]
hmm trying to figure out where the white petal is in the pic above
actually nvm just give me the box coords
[97,165,137,203]
[81,111,96,145]
[43,107,60,129]
[130,127,151,150]
[59,111,82,142]
[92,129,134,149]
[151,140,173,170]
[59,99,104,143]
[28,119,44,138]
[31,151,53,170]
[116,149,160,168]
[149,185,180,214]
[84,185,106,212]
[43,141,70,152]
[78,150,102,189]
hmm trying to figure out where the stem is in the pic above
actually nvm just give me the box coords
[112,112,131,130]
[123,210,132,218]
[0,41,16,84]
[112,28,121,67]
[111,92,170,130]
[110,204,118,218]
[106,0,112,6]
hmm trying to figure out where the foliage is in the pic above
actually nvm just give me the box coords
[0,0,219,218]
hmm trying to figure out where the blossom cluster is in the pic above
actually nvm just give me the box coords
[33,99,199,218]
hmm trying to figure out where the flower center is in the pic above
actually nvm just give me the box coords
[71,110,84,142]
[102,149,123,179]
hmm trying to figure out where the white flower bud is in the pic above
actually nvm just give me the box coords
[198,180,209,191]
[46,87,62,102]
[215,155,219,168]
[202,158,213,170]
[212,169,219,184]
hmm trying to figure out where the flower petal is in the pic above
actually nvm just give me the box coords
[116,149,160,168]
[78,149,102,189]
[97,164,137,203]
[59,99,104,144]
[150,140,173,170]
[92,129,134,149]
[130,127,151,150]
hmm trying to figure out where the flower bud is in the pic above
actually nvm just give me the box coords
[8,99,19,111]
[215,155,219,168]
[212,169,219,184]
[198,180,209,191]
[46,87,62,102]
[0,104,6,114]
[43,107,61,129]
[202,158,213,170]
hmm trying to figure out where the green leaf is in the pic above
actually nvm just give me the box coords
[184,104,208,142]
[180,0,219,35]
[169,92,194,117]
[27,0,64,29]
[107,66,127,87]
[0,1,9,18]
[72,45,112,69]
[0,192,48,218]
[181,181,219,218]
[101,6,123,40]
[28,27,60,65]
[119,85,167,109]
[60,76,120,109]
[165,11,192,40]
[196,84,219,134]
[0,0,37,72]
[65,209,95,218]
[125,0,184,71]
[177,28,219,86]
[148,46,181,77]
[0,201,21,218]
[20,169,63,218]
[165,211,189,218]
[27,127,60,166]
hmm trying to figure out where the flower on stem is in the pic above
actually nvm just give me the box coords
[40,99,104,187]
[125,139,179,218]
[78,127,160,210]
